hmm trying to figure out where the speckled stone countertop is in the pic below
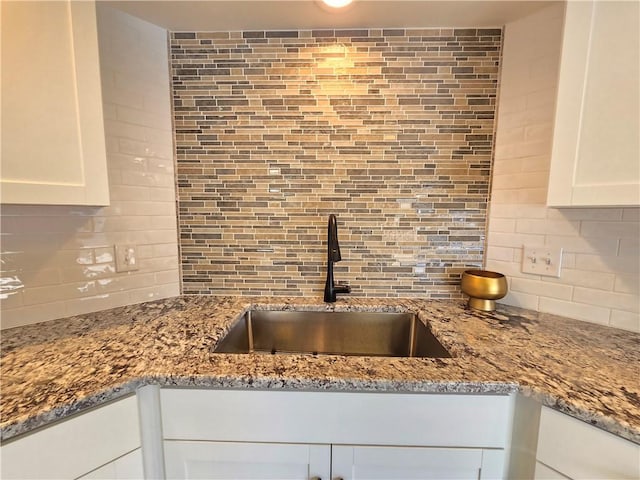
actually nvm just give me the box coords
[1,296,639,443]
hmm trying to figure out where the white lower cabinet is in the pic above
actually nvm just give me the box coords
[9,388,637,480]
[163,441,504,480]
[79,449,145,480]
[159,389,511,480]
[534,462,570,480]
[0,395,142,479]
[535,406,640,480]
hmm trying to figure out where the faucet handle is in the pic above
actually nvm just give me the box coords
[335,283,351,294]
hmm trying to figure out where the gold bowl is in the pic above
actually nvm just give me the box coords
[460,270,508,311]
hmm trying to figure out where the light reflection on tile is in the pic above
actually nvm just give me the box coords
[0,276,24,292]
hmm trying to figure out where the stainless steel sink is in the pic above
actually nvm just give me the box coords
[213,310,451,358]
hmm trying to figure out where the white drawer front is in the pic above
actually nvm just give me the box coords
[160,389,511,448]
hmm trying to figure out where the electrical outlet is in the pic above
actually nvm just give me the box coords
[115,244,138,272]
[522,245,563,277]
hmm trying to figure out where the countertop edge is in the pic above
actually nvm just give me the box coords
[1,375,638,445]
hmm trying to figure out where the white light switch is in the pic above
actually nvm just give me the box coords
[522,245,562,277]
[115,244,138,272]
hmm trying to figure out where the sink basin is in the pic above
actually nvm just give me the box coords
[213,310,451,358]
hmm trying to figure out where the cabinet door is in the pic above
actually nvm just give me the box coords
[0,0,109,206]
[536,406,640,479]
[163,440,331,479]
[0,396,140,479]
[548,0,639,207]
[331,445,505,480]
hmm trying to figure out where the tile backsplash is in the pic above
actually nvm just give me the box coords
[486,3,639,333]
[0,6,180,329]
[171,28,502,298]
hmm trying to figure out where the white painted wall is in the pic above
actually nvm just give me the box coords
[0,5,179,329]
[487,3,640,332]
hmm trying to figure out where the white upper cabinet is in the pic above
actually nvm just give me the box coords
[547,0,639,207]
[1,0,110,206]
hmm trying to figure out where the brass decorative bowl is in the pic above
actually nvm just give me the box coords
[460,270,508,312]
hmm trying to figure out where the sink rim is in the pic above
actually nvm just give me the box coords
[213,309,452,359]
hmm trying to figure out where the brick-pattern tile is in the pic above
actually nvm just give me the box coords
[171,28,502,298]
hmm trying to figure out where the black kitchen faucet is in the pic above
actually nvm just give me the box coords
[324,214,351,302]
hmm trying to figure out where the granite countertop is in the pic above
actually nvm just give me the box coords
[1,296,639,443]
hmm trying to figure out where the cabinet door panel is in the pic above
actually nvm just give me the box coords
[548,0,640,206]
[164,440,330,480]
[536,407,640,479]
[0,0,109,205]
[0,396,140,479]
[331,445,484,480]
[574,2,639,192]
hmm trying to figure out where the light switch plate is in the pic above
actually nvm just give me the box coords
[522,245,562,277]
[115,244,139,272]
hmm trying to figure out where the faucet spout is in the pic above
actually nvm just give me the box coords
[324,214,351,303]
[327,214,342,262]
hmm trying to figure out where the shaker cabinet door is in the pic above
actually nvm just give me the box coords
[163,440,331,480]
[1,0,109,206]
[536,406,640,480]
[547,0,639,207]
[0,396,140,480]
[331,445,505,480]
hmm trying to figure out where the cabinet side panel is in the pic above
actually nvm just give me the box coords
[137,385,166,479]
[506,394,541,479]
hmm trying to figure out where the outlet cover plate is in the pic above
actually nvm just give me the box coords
[115,244,139,272]
[522,245,562,277]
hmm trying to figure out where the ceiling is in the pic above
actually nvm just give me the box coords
[103,0,558,31]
